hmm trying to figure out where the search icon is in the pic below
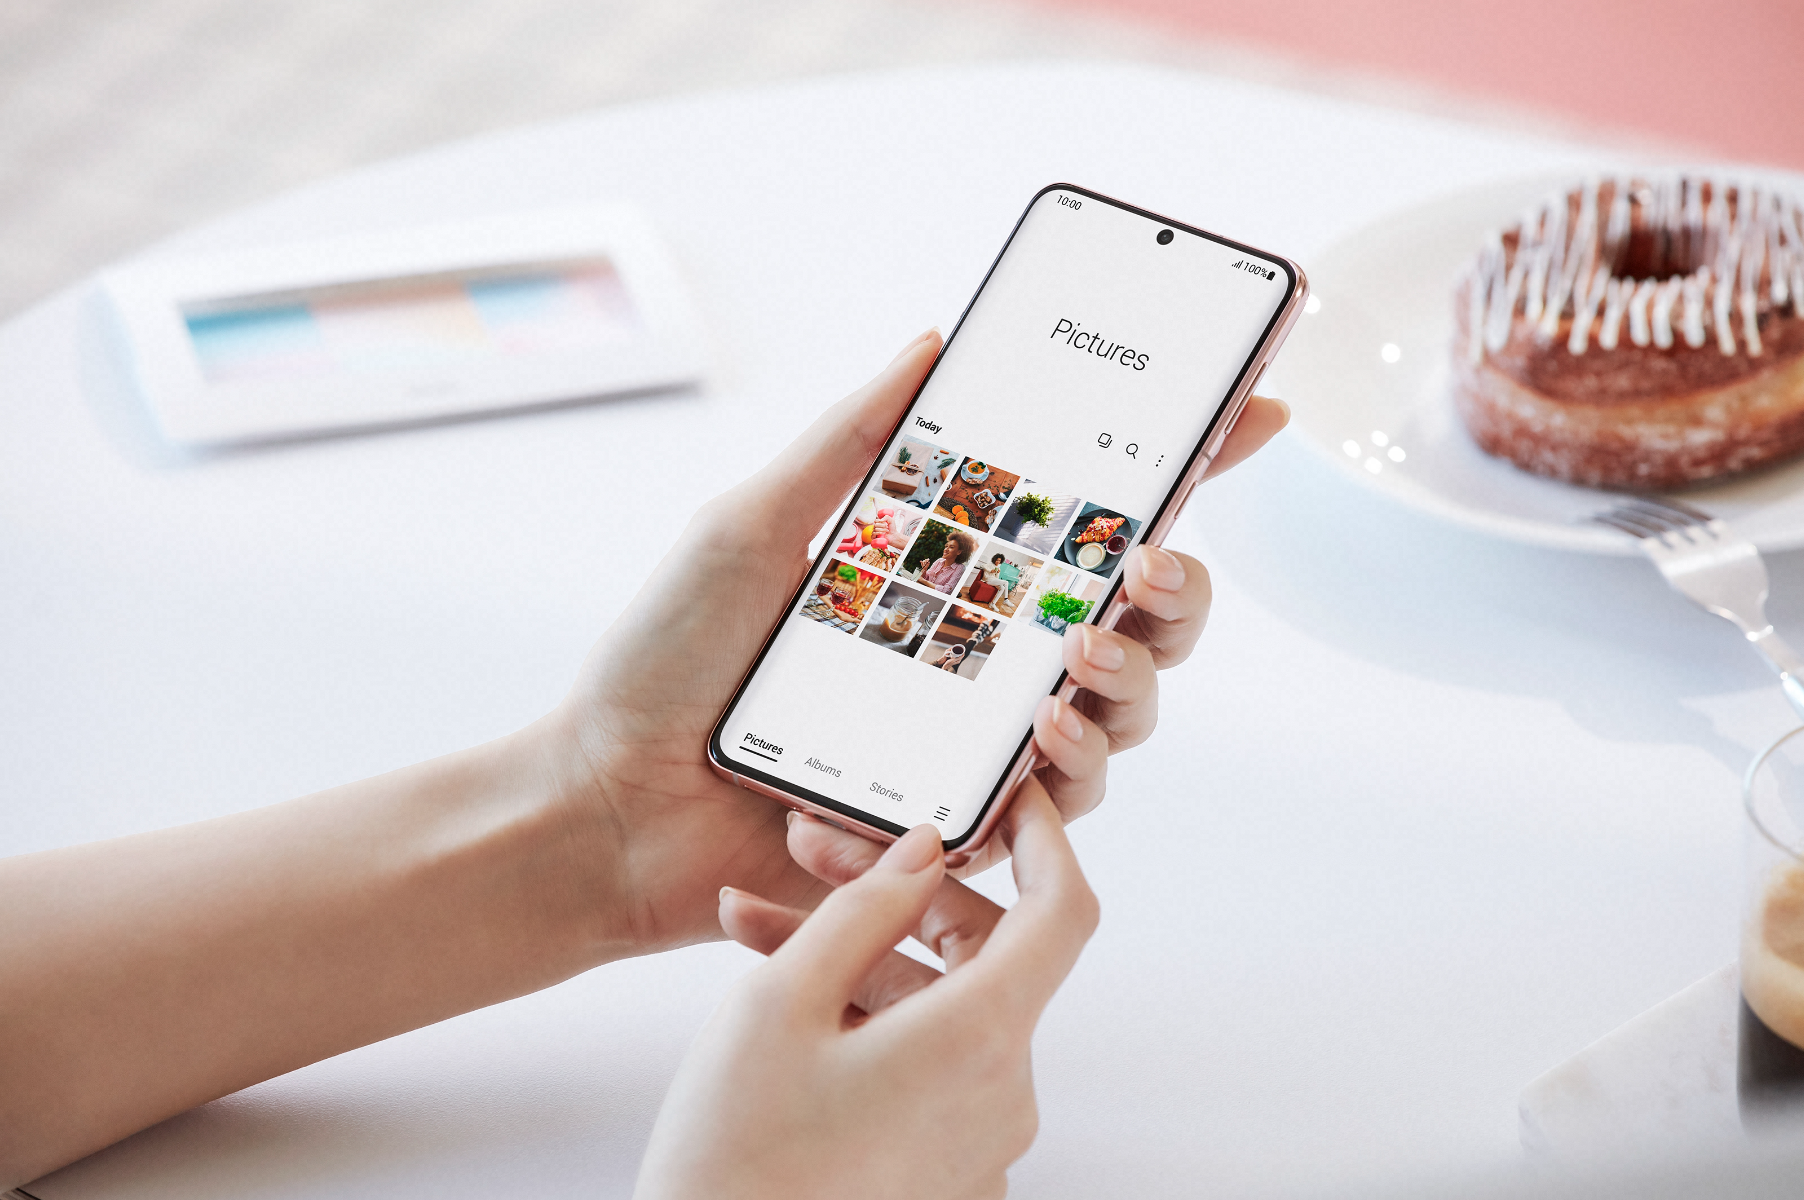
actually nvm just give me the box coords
[1124,443,1138,459]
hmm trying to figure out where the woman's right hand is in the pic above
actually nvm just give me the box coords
[632,778,1098,1200]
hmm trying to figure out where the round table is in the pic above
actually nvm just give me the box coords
[4,62,1779,1199]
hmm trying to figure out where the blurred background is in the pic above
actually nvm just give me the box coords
[1,0,1799,321]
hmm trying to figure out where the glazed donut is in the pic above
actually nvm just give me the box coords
[1452,176,1804,489]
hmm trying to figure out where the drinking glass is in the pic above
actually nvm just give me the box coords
[1740,726,1804,1122]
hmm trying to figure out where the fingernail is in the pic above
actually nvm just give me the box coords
[719,886,736,903]
[1054,697,1084,743]
[894,328,939,360]
[1082,626,1126,671]
[786,810,799,829]
[1140,545,1185,593]
[879,824,943,872]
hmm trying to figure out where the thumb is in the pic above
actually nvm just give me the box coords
[765,824,945,1020]
[739,329,941,544]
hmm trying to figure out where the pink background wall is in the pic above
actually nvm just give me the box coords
[1039,0,1804,168]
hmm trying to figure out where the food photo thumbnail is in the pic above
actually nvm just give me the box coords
[858,579,945,658]
[798,559,885,632]
[1055,502,1142,577]
[934,456,1022,534]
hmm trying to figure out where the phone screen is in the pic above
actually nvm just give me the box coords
[711,186,1295,847]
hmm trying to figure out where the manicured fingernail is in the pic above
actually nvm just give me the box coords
[786,810,799,828]
[1140,545,1185,593]
[1054,698,1084,743]
[1082,626,1126,671]
[719,886,736,903]
[880,824,943,872]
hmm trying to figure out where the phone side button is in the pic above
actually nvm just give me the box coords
[1173,480,1199,517]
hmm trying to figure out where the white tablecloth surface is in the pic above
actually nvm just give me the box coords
[5,62,1793,1199]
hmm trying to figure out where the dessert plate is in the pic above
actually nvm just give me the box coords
[1273,174,1804,555]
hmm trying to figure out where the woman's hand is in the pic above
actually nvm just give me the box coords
[548,329,1289,951]
[634,780,1096,1200]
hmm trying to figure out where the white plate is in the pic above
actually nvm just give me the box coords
[1272,174,1804,555]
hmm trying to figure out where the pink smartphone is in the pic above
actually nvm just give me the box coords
[709,184,1307,865]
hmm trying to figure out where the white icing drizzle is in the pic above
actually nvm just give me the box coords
[1628,278,1655,346]
[1598,277,1632,350]
[1652,277,1679,349]
[1681,267,1708,348]
[1766,190,1788,306]
[1568,265,1611,354]
[1466,174,1804,361]
[1714,273,1737,355]
[1742,206,1768,356]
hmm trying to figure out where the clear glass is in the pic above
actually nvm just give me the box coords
[1740,726,1804,1121]
[879,596,924,642]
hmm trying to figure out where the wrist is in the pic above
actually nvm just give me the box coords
[502,704,645,967]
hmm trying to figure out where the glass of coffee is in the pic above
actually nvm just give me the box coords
[1740,726,1804,1121]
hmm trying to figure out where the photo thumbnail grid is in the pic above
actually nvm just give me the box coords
[795,430,1147,677]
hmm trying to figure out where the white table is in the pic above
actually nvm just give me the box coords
[5,62,1788,1198]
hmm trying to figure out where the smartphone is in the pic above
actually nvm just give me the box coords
[708,183,1307,864]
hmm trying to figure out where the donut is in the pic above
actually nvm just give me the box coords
[1453,176,1804,489]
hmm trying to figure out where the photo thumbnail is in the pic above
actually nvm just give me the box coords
[918,604,1006,681]
[858,579,946,658]
[1023,563,1107,636]
[960,541,1042,619]
[1056,502,1143,577]
[797,560,884,632]
[993,482,1080,556]
[832,491,925,576]
[877,435,959,509]
[933,457,1022,534]
[897,518,980,596]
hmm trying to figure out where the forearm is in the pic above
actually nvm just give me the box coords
[0,712,621,1185]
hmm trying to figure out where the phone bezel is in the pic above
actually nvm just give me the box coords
[707,182,1307,860]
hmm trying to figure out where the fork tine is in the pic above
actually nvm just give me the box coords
[1640,496,1714,524]
[1617,499,1689,528]
[1593,512,1653,537]
[1599,508,1676,538]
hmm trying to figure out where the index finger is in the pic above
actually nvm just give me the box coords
[940,778,1100,1023]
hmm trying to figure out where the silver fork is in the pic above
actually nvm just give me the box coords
[1595,498,1804,720]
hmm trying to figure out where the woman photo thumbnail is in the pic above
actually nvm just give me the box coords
[857,579,945,657]
[1055,502,1143,577]
[898,519,978,596]
[832,490,924,576]
[797,559,884,632]
[933,457,1022,534]
[960,542,1042,619]
[993,483,1080,556]
[918,603,1005,681]
[876,435,959,509]
[1023,563,1106,636]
